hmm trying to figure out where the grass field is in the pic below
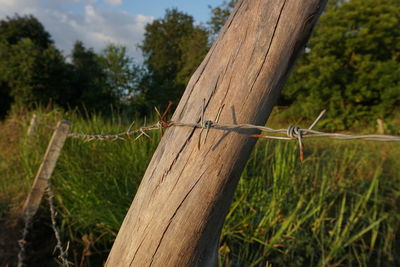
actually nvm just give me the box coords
[1,108,399,266]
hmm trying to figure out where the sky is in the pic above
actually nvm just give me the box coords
[0,0,225,60]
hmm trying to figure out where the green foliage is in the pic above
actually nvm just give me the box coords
[139,9,209,108]
[0,14,52,49]
[69,41,117,111]
[0,15,68,114]
[98,44,143,104]
[0,37,69,108]
[207,0,237,37]
[283,0,400,129]
[0,14,144,117]
[220,141,399,266]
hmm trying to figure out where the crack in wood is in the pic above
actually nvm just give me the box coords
[159,126,197,183]
[242,0,288,112]
[221,0,245,36]
[128,224,149,267]
[248,0,287,95]
[179,44,218,120]
[148,170,206,266]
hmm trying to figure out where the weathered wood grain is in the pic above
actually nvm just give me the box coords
[106,0,327,266]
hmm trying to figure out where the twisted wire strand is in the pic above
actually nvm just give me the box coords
[64,120,400,142]
[46,181,71,267]
[63,109,400,163]
[17,215,31,267]
[17,184,71,267]
[67,124,163,141]
[30,107,400,143]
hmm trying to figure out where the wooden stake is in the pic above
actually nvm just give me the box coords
[377,119,385,134]
[22,121,70,218]
[26,114,39,137]
[106,0,327,266]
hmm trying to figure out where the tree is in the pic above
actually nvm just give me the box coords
[176,28,209,87]
[69,41,116,112]
[207,0,237,38]
[1,39,69,107]
[0,14,137,116]
[98,44,142,104]
[0,14,52,49]
[283,0,400,129]
[139,9,209,109]
[0,15,69,111]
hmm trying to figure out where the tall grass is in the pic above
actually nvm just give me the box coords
[0,109,399,266]
[221,141,399,266]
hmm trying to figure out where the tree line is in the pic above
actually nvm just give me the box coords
[0,0,398,129]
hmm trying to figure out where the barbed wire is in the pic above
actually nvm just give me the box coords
[67,123,164,142]
[62,103,400,161]
[17,183,71,267]
[17,214,31,267]
[18,106,399,264]
[46,181,71,267]
[36,116,400,143]
[64,113,400,142]
[29,103,400,160]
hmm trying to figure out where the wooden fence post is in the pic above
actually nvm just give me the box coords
[26,114,39,137]
[377,119,385,134]
[22,121,70,218]
[106,0,327,266]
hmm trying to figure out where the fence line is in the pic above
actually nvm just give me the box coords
[17,108,400,265]
[63,101,400,143]
[33,112,400,143]
[65,106,400,162]
[63,107,400,164]
[18,120,70,267]
[65,119,400,142]
[29,108,400,168]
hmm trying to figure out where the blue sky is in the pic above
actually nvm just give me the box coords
[0,0,225,59]
[117,1,221,24]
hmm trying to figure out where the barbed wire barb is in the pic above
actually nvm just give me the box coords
[308,109,326,130]
[62,102,399,153]
[126,120,136,134]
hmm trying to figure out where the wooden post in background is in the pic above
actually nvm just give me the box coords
[26,114,39,137]
[106,0,327,266]
[22,121,70,218]
[377,119,385,134]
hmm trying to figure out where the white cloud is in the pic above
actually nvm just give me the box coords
[105,0,122,6]
[0,0,153,60]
